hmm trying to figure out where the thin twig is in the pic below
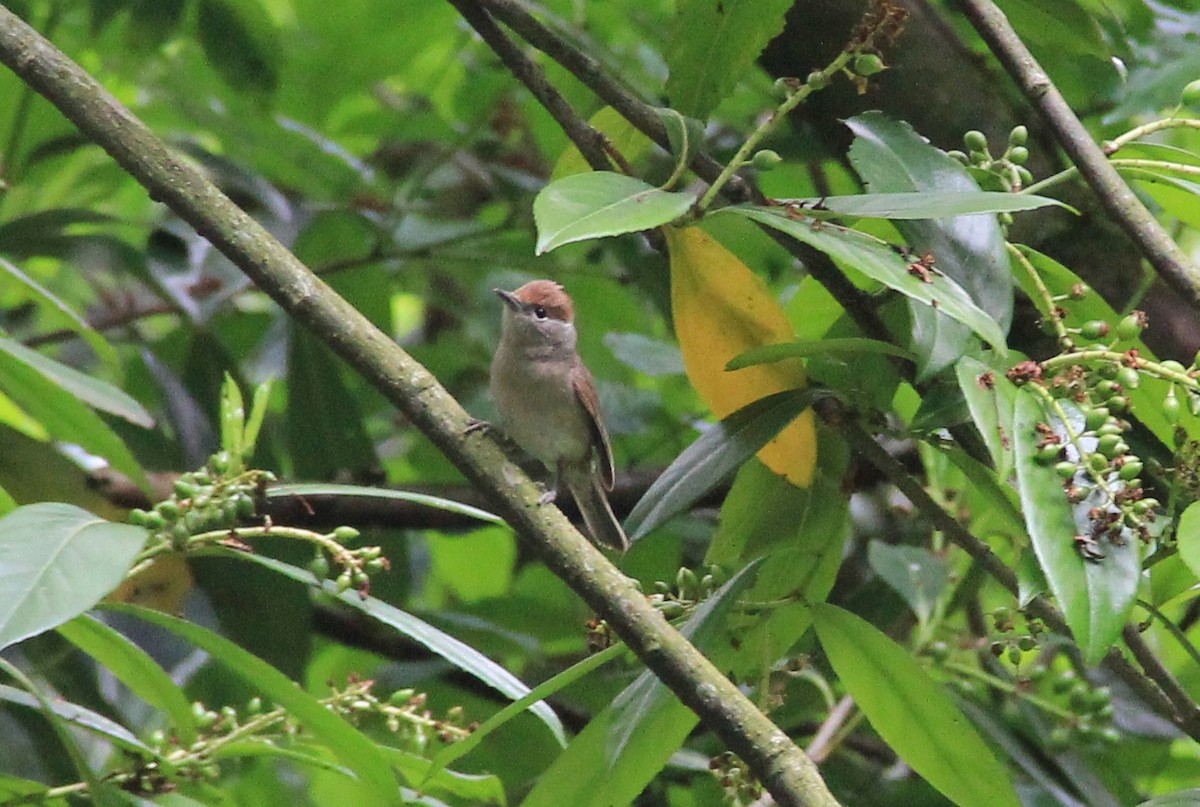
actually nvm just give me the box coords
[448,0,614,173]
[956,0,1200,307]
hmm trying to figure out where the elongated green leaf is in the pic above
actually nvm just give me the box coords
[0,344,149,489]
[727,338,914,369]
[1175,502,1200,581]
[0,504,147,650]
[102,602,398,803]
[211,740,354,778]
[1139,789,1200,807]
[1012,391,1139,664]
[429,642,624,780]
[57,614,198,743]
[955,354,1018,480]
[781,191,1070,219]
[0,683,147,752]
[0,257,117,367]
[266,483,504,526]
[812,604,1020,807]
[226,552,565,746]
[722,205,1006,350]
[604,332,685,377]
[0,775,61,806]
[380,747,506,805]
[0,336,154,427]
[196,0,281,94]
[664,0,793,119]
[867,540,948,626]
[846,112,1014,377]
[625,389,818,540]
[533,172,694,254]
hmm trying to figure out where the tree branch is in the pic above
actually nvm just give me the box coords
[955,0,1200,308]
[0,10,838,806]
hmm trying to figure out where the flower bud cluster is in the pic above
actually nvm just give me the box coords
[947,125,1034,204]
[647,564,727,620]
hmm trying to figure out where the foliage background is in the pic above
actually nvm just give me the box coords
[1,0,1200,805]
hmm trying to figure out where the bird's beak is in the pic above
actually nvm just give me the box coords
[494,288,521,310]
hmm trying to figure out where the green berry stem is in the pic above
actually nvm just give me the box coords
[1007,243,1070,344]
[1042,349,1198,392]
[1103,117,1200,155]
[693,49,854,213]
[941,660,1077,720]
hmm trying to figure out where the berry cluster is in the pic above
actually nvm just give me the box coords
[947,125,1033,205]
[647,565,728,620]
[128,458,270,550]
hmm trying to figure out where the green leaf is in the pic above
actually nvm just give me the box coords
[102,602,398,803]
[0,342,150,489]
[0,336,153,427]
[955,354,1018,480]
[624,389,817,540]
[727,337,914,369]
[0,683,147,752]
[380,747,506,805]
[219,372,245,466]
[195,0,281,94]
[428,642,623,780]
[57,613,199,744]
[721,205,1006,351]
[845,112,1014,377]
[781,191,1070,219]
[0,504,147,650]
[1138,789,1200,807]
[266,483,504,526]
[227,552,565,745]
[533,172,694,254]
[0,257,118,368]
[1012,390,1139,664]
[603,332,685,376]
[1175,502,1200,581]
[812,603,1021,807]
[867,540,948,626]
[664,0,793,120]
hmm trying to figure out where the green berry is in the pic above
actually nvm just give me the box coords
[174,480,197,498]
[1108,395,1129,413]
[1182,79,1200,108]
[1052,669,1077,694]
[309,554,330,580]
[751,150,783,171]
[1009,125,1029,146]
[926,641,951,662]
[1116,366,1141,389]
[1008,146,1029,165]
[853,53,885,76]
[334,526,360,542]
[1016,166,1034,186]
[1164,390,1181,424]
[335,573,352,593]
[774,76,799,98]
[1119,460,1144,480]
[1035,443,1063,464]
[804,71,828,91]
[964,130,989,152]
[1084,407,1111,432]
[1116,313,1144,340]
[1055,461,1077,479]
[1080,320,1110,340]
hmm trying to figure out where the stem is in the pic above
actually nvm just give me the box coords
[941,661,1076,720]
[957,0,1200,306]
[695,54,853,211]
[1105,118,1200,154]
[1007,243,1068,343]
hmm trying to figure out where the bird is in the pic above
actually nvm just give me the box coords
[489,279,628,551]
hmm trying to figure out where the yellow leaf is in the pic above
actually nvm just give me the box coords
[665,225,816,487]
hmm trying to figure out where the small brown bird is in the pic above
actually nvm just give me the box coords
[490,280,628,551]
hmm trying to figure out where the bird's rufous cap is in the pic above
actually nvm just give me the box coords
[505,279,574,323]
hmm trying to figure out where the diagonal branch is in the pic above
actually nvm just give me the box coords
[0,9,838,807]
[956,0,1200,308]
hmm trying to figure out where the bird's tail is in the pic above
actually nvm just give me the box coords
[565,468,628,552]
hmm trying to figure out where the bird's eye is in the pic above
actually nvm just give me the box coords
[533,305,548,320]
